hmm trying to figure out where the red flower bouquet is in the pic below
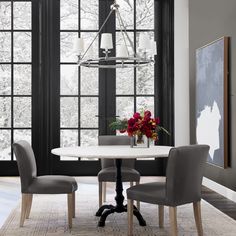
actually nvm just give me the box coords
[126,111,160,141]
[109,110,169,144]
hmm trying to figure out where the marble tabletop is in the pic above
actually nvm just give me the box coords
[51,145,172,159]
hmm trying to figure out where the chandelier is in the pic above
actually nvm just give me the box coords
[73,0,156,69]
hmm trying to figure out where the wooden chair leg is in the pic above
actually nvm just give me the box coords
[20,194,28,227]
[102,182,106,203]
[99,182,102,207]
[135,181,140,211]
[169,206,178,236]
[67,193,73,229]
[158,205,164,228]
[193,201,203,236]
[127,199,134,236]
[72,192,75,218]
[25,194,33,219]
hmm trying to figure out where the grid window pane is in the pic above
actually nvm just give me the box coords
[136,0,154,29]
[0,32,11,62]
[116,0,134,29]
[0,2,11,30]
[80,130,98,146]
[81,67,98,95]
[0,97,11,128]
[60,97,78,128]
[0,1,32,163]
[13,2,31,30]
[60,0,78,30]
[81,0,98,30]
[60,130,78,161]
[13,129,31,160]
[116,97,134,119]
[13,32,31,62]
[0,130,11,160]
[81,32,99,59]
[60,32,77,62]
[136,31,154,51]
[136,65,154,95]
[14,97,31,127]
[136,96,154,114]
[116,32,134,57]
[80,97,98,128]
[14,65,31,95]
[116,68,134,95]
[80,129,98,160]
[0,65,11,95]
[14,129,31,144]
[60,65,78,95]
[61,129,78,147]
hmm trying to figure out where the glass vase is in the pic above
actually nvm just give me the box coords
[130,134,150,148]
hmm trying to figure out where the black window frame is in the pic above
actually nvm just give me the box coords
[0,0,174,176]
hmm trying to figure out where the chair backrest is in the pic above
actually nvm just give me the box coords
[12,140,37,193]
[98,135,135,168]
[166,145,209,206]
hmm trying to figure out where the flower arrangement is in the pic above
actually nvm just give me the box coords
[109,110,169,143]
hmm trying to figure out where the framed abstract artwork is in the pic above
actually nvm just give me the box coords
[196,37,229,168]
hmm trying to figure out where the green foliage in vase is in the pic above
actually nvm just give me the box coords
[109,118,128,133]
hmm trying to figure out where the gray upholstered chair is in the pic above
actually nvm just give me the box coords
[98,135,140,209]
[126,145,210,236]
[13,140,78,228]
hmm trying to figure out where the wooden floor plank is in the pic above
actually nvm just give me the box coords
[202,185,236,220]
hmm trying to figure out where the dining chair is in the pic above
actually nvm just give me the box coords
[126,144,210,236]
[13,140,78,228]
[98,135,140,209]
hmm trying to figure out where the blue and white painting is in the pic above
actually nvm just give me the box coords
[196,37,228,168]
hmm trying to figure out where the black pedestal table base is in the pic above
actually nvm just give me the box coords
[95,158,146,227]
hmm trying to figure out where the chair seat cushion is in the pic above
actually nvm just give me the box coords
[98,167,140,182]
[127,182,166,205]
[25,175,78,194]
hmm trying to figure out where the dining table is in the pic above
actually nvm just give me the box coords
[51,145,172,227]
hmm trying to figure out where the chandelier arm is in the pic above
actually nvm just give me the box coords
[78,0,155,68]
[80,8,115,61]
[116,9,137,57]
[116,9,130,57]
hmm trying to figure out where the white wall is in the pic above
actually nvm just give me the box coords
[174,0,190,146]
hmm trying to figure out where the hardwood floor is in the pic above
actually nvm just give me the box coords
[202,185,236,220]
[0,176,236,228]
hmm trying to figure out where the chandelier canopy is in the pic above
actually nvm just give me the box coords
[73,1,156,69]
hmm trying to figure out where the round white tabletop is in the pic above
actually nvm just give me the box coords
[51,145,172,159]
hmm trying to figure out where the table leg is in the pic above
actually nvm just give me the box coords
[96,158,146,227]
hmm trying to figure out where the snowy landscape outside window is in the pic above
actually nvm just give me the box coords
[60,0,99,160]
[0,1,32,161]
[59,0,155,161]
[116,0,155,120]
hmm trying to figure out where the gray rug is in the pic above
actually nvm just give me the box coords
[1,181,236,236]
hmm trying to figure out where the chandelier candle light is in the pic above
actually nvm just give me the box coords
[73,0,157,68]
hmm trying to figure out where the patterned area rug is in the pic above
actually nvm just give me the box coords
[1,181,236,236]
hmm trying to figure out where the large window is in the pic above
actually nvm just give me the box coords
[0,0,32,161]
[60,0,99,158]
[115,0,155,119]
[58,0,156,162]
[0,0,174,176]
[59,0,155,147]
